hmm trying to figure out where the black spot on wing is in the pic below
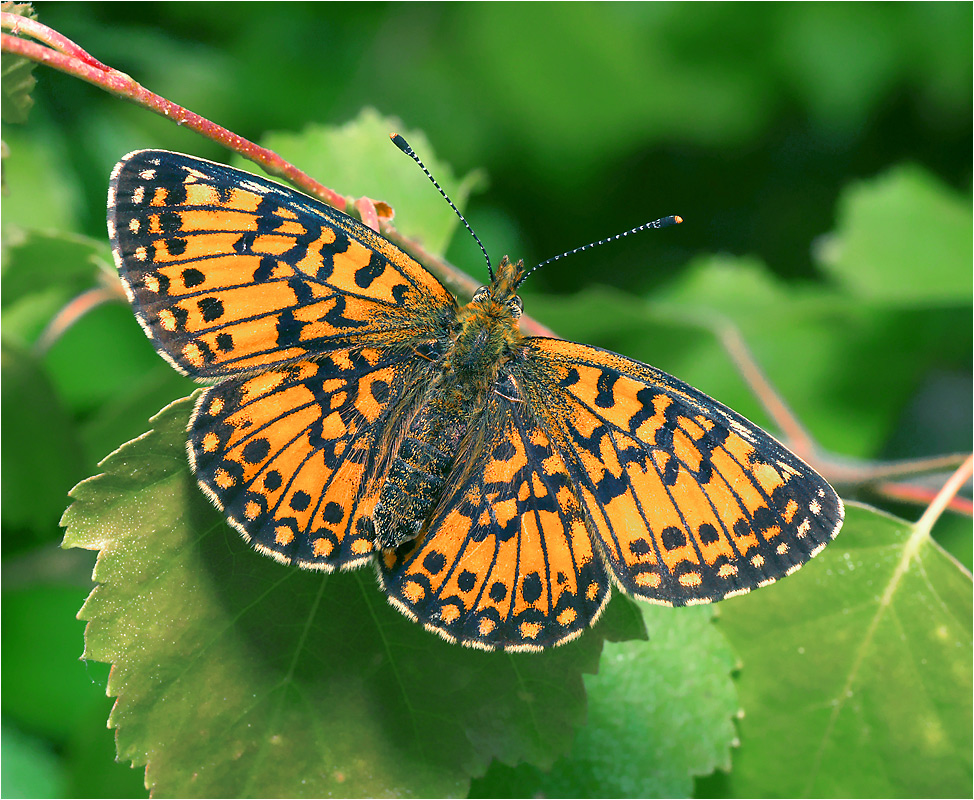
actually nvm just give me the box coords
[354,251,385,289]
[521,572,543,604]
[242,438,270,465]
[595,371,618,409]
[182,268,205,288]
[198,296,225,322]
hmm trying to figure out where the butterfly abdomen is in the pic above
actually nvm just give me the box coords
[372,294,523,550]
[372,382,474,549]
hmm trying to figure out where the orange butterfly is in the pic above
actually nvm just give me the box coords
[108,144,843,651]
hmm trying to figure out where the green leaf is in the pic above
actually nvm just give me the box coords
[0,128,84,237]
[471,604,738,798]
[819,164,971,304]
[717,502,972,797]
[1,722,67,799]
[1,226,112,348]
[41,300,187,418]
[257,108,485,258]
[61,395,609,797]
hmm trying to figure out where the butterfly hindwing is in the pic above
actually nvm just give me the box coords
[380,385,611,651]
[520,338,845,604]
[189,346,434,569]
[108,150,457,379]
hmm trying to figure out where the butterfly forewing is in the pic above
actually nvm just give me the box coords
[108,150,456,379]
[520,338,844,604]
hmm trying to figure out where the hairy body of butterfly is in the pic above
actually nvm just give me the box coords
[109,149,844,652]
[373,267,527,549]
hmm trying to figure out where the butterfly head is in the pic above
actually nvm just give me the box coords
[470,255,525,321]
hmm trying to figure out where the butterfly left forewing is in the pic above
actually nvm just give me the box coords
[108,150,456,379]
[520,338,844,605]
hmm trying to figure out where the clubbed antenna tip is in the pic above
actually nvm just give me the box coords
[390,132,493,279]
[517,214,684,287]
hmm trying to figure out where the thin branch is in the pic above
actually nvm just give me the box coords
[33,285,124,356]
[915,455,974,534]
[716,321,816,457]
[2,9,109,67]
[1,14,347,213]
[876,478,973,517]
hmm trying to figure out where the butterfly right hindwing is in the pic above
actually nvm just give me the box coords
[188,345,436,570]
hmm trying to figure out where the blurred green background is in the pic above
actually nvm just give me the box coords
[2,2,971,797]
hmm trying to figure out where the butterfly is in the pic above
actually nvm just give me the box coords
[107,144,844,652]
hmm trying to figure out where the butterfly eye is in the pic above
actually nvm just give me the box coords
[472,286,490,303]
[508,296,523,318]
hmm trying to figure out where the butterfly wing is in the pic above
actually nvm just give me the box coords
[381,337,843,650]
[523,338,844,603]
[189,347,433,570]
[379,382,611,651]
[108,150,457,379]
[108,150,456,565]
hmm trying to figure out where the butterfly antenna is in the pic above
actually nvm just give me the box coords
[517,215,683,288]
[391,133,493,280]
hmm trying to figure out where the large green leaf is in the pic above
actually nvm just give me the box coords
[820,165,971,304]
[470,603,738,798]
[61,396,620,797]
[257,108,484,259]
[717,503,972,797]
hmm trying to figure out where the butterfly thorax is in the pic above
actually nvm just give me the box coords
[449,256,526,379]
[371,256,526,550]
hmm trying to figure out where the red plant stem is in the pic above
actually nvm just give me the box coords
[1,17,346,213]
[0,12,496,290]
[877,480,973,517]
[2,10,109,67]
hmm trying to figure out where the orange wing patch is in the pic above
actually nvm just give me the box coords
[188,347,428,570]
[381,393,610,651]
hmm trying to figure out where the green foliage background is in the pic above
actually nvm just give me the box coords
[2,3,971,798]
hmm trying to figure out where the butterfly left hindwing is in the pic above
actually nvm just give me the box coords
[188,347,433,570]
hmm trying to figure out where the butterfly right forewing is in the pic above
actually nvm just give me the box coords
[108,150,457,379]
